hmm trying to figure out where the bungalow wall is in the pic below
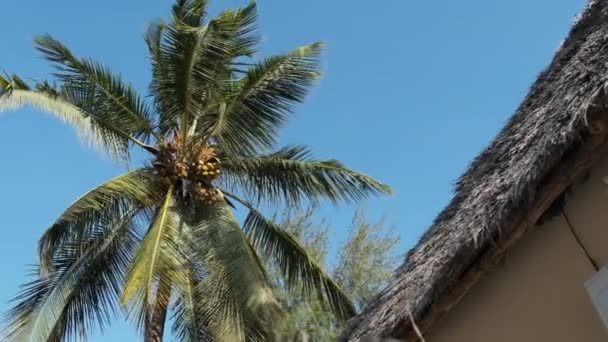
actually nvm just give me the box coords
[426,152,608,342]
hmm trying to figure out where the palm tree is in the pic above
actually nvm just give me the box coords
[0,1,390,341]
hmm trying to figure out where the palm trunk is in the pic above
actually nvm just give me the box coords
[144,281,171,342]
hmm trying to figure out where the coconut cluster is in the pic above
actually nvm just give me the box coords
[153,143,189,183]
[191,157,221,181]
[152,135,223,202]
[191,184,224,204]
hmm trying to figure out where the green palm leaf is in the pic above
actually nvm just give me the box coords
[153,1,258,136]
[121,187,182,330]
[221,145,392,205]
[38,170,166,277]
[187,203,282,341]
[2,208,140,342]
[206,43,322,155]
[33,35,160,144]
[223,191,356,321]
[0,75,154,160]
[171,265,214,342]
[168,207,214,342]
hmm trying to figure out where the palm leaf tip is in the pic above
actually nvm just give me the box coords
[33,34,74,64]
[171,0,209,26]
[294,41,324,61]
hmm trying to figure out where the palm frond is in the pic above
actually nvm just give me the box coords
[153,2,258,136]
[2,208,140,342]
[223,191,356,321]
[121,187,183,330]
[171,265,214,342]
[146,18,167,114]
[38,170,166,277]
[154,0,208,136]
[169,205,214,342]
[33,35,160,144]
[187,202,283,341]
[0,75,155,160]
[220,145,392,206]
[207,43,322,155]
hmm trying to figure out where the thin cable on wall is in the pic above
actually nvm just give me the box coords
[561,208,599,272]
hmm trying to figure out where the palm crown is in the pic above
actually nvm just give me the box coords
[0,1,390,341]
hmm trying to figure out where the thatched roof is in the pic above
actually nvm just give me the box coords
[341,1,608,340]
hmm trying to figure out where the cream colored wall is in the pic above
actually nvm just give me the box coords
[426,153,608,342]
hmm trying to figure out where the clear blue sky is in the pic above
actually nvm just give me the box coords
[0,0,585,340]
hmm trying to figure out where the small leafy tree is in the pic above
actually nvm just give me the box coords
[334,208,400,311]
[270,207,399,341]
